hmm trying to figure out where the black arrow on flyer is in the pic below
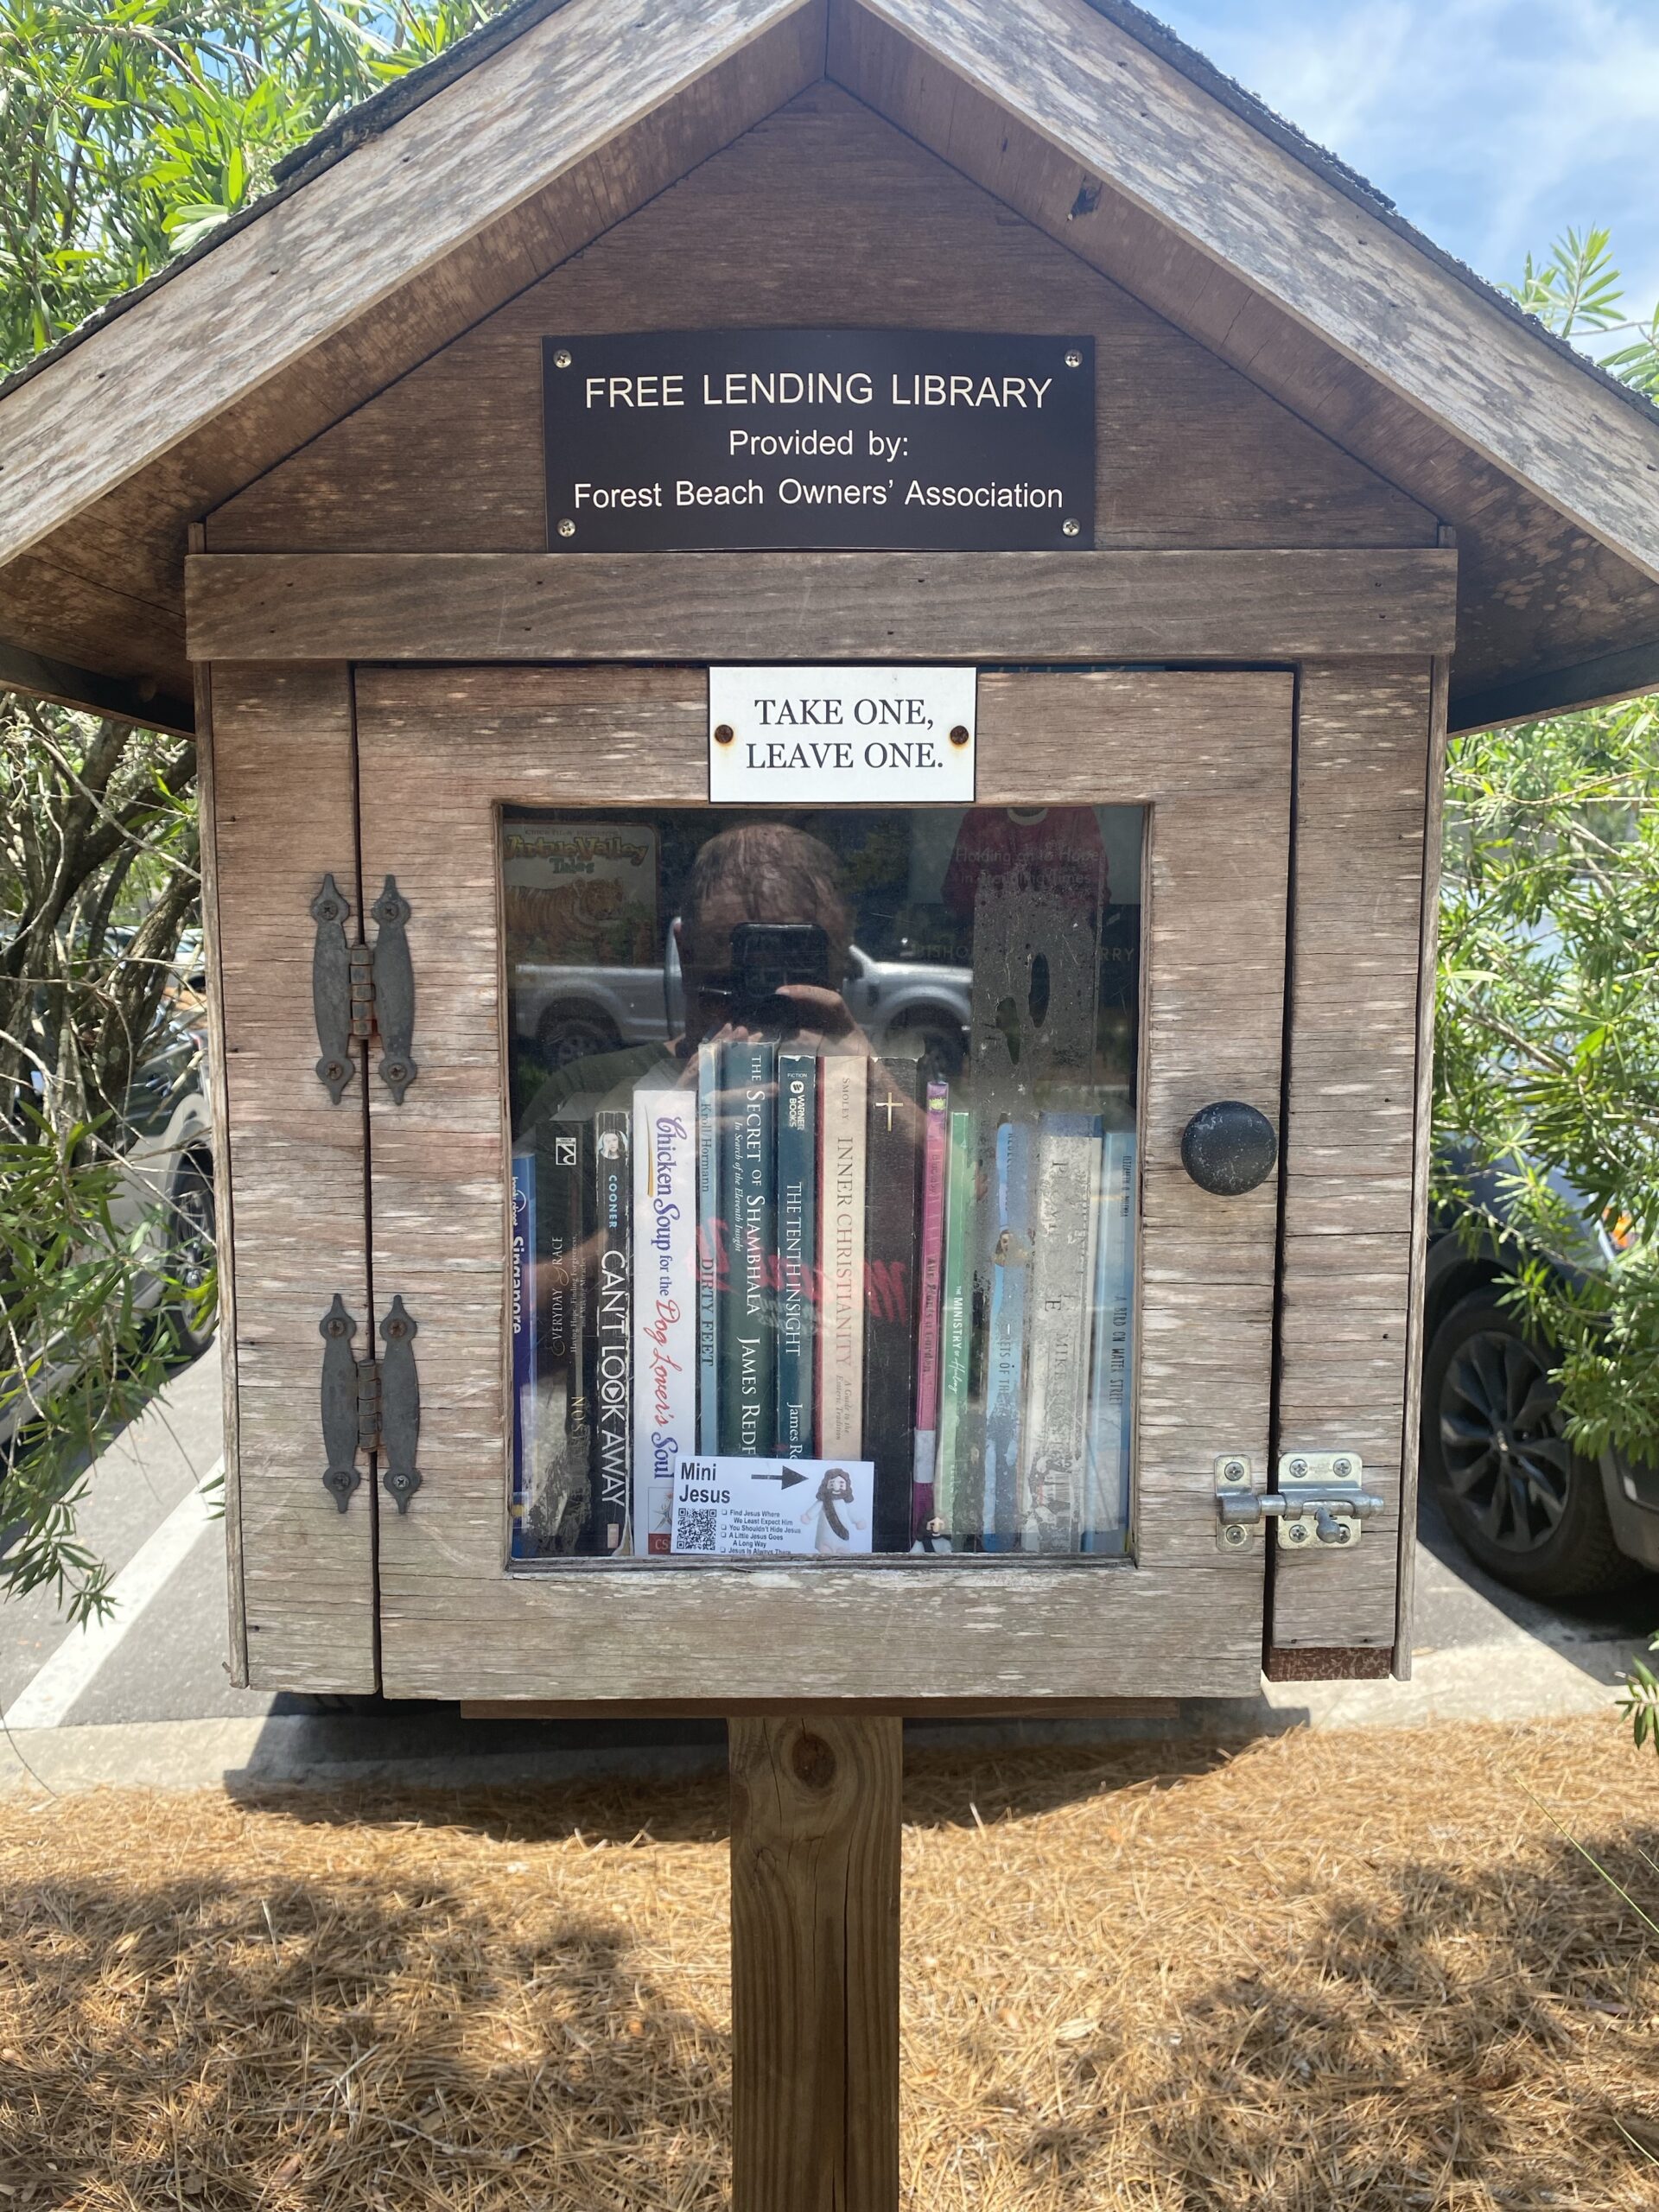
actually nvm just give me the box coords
[752,1465,809,1490]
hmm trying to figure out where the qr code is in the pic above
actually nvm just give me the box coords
[676,1506,718,1554]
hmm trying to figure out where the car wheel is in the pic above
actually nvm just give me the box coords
[536,1005,621,1070]
[1421,1292,1637,1598]
[160,1151,218,1359]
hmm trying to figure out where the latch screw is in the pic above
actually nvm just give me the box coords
[1222,1523,1249,1548]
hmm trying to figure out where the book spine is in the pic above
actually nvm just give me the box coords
[817,1052,868,1456]
[509,1142,536,1559]
[864,1056,922,1552]
[696,1039,721,1454]
[910,1080,950,1541]
[981,1117,1033,1551]
[775,1048,818,1459]
[1084,1130,1137,1554]
[935,1109,975,1545]
[1020,1113,1103,1554]
[633,1076,696,1555]
[719,1039,777,1455]
[560,1117,595,1552]
[590,1107,632,1553]
[534,1122,587,1555]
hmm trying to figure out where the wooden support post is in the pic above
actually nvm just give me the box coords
[729,1713,902,2212]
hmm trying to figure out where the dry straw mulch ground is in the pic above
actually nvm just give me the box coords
[1,1714,1656,2209]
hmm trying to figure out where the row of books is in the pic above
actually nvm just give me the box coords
[510,1044,1135,1558]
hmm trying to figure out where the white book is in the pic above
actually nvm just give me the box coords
[817,1052,868,1457]
[1020,1112,1103,1552]
[632,1065,697,1555]
[1084,1129,1137,1554]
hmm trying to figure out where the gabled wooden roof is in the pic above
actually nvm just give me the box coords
[3,0,1658,735]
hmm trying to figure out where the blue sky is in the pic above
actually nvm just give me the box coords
[1147,1,1659,348]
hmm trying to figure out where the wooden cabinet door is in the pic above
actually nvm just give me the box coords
[210,662,378,1693]
[354,665,1291,1702]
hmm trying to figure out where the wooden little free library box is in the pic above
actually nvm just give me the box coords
[8,0,1659,1717]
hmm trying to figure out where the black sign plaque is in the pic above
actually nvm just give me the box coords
[543,329,1095,552]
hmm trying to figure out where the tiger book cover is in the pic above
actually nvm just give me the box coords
[500,819,659,967]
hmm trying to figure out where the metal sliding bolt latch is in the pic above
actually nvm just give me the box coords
[1214,1452,1383,1557]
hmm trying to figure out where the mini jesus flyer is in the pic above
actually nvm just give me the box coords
[671,1457,875,1556]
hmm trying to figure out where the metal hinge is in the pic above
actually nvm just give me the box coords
[1214,1452,1384,1557]
[356,1356,382,1453]
[310,873,418,1104]
[319,1294,423,1514]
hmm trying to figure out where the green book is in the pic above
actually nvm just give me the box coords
[718,1038,777,1454]
[934,1109,976,1543]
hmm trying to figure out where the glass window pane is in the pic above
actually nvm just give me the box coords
[502,806,1141,1563]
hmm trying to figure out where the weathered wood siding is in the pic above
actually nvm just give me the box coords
[1272,660,1434,1665]
[207,89,1433,559]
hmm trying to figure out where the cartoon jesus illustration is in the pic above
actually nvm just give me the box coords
[799,1466,868,1555]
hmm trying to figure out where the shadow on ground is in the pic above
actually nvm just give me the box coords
[2,1728,1656,2209]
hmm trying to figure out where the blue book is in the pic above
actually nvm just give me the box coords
[696,1040,721,1452]
[981,1118,1033,1551]
[775,1047,818,1458]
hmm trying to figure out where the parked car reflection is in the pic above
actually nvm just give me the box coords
[512,926,971,1086]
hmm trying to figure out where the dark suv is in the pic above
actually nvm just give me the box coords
[1421,1160,1659,1599]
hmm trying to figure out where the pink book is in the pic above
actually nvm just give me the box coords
[911,1080,950,1541]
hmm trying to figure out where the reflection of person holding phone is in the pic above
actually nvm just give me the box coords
[521,822,868,1142]
[676,823,863,1058]
[518,823,882,1324]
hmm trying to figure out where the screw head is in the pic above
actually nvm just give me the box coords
[1224,1459,1246,1481]
[1223,1524,1248,1548]
[1065,347,1084,368]
[552,347,573,368]
[1334,1523,1352,1542]
[714,722,735,745]
[1062,518,1081,537]
[1287,1457,1308,1479]
[1285,1522,1308,1544]
[949,723,970,747]
[1332,1457,1351,1478]
[557,518,576,538]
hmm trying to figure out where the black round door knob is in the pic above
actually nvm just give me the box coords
[1180,1101,1278,1196]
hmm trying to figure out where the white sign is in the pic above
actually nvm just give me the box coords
[709,665,976,804]
[671,1455,875,1556]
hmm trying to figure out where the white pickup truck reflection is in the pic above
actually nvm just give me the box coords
[512,934,970,1082]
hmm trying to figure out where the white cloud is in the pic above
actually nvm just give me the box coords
[1154,0,1659,336]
